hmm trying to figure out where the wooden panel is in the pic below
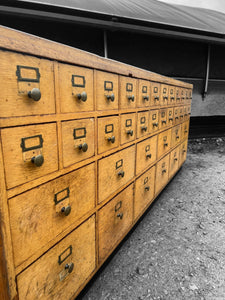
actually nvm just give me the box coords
[157,129,171,158]
[119,76,137,109]
[136,135,158,175]
[134,166,155,219]
[58,63,94,113]
[160,84,168,106]
[1,123,58,189]
[150,82,160,106]
[61,118,95,167]
[9,163,95,268]
[137,80,150,108]
[137,111,149,138]
[168,86,176,106]
[171,125,181,147]
[17,215,96,300]
[159,108,168,130]
[169,146,180,178]
[0,50,55,118]
[120,113,136,145]
[180,140,188,166]
[95,71,118,111]
[98,184,133,264]
[97,116,119,154]
[149,109,159,133]
[155,154,170,195]
[98,146,135,204]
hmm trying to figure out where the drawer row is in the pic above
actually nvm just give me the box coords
[14,142,187,299]
[1,118,189,189]
[0,51,192,118]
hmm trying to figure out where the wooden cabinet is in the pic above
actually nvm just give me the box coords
[0,25,192,300]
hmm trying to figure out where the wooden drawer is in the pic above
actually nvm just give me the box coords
[98,116,119,154]
[180,140,188,166]
[171,125,181,147]
[136,135,157,175]
[17,215,96,300]
[179,106,184,122]
[137,111,149,138]
[134,166,155,219]
[155,154,170,195]
[181,88,186,104]
[98,146,135,204]
[181,120,189,140]
[120,113,136,145]
[58,63,94,113]
[174,107,180,124]
[159,109,168,130]
[61,118,95,167]
[160,84,168,106]
[176,87,181,104]
[183,105,188,120]
[96,71,118,111]
[187,104,191,117]
[0,51,55,118]
[149,109,159,133]
[9,163,95,268]
[1,123,58,189]
[167,107,174,126]
[169,146,180,178]
[119,76,137,109]
[157,129,171,158]
[168,86,176,105]
[138,80,150,108]
[151,82,160,106]
[98,184,133,264]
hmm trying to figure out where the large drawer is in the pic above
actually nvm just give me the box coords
[9,163,95,268]
[17,215,96,300]
[1,123,58,189]
[98,184,133,264]
[119,76,137,109]
[120,113,136,145]
[155,154,170,195]
[98,116,119,154]
[0,51,55,118]
[157,129,171,158]
[98,145,135,204]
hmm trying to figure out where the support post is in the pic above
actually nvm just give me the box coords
[202,44,211,100]
[103,30,108,58]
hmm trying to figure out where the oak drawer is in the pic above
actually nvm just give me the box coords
[176,87,181,104]
[181,120,189,140]
[157,129,171,158]
[180,140,188,166]
[138,80,150,107]
[179,106,184,122]
[151,82,160,106]
[137,111,149,138]
[159,109,168,130]
[119,76,137,109]
[168,86,176,105]
[174,107,180,124]
[98,116,119,154]
[160,84,168,106]
[167,107,174,126]
[169,146,180,178]
[120,113,136,145]
[155,154,170,195]
[149,109,159,133]
[171,125,181,147]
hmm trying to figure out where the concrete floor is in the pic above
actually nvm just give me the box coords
[77,138,225,300]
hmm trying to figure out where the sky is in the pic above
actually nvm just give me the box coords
[158,0,225,14]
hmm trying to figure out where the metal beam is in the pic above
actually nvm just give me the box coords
[202,45,211,100]
[104,30,108,58]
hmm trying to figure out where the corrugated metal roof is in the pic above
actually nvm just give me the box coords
[17,0,225,36]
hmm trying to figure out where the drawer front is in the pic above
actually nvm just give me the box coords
[157,129,171,158]
[188,89,193,103]
[181,120,189,140]
[179,106,184,122]
[98,116,119,154]
[137,111,149,138]
[180,140,188,165]
[167,107,174,126]
[98,184,133,264]
[160,84,168,106]
[58,63,94,113]
[149,109,159,133]
[169,147,180,178]
[134,166,155,219]
[155,154,170,195]
[61,118,95,167]
[183,105,188,120]
[119,76,137,109]
[171,125,181,147]
[151,82,160,106]
[159,109,168,130]
[9,163,95,268]
[17,215,96,300]
[98,146,135,203]
[138,80,150,107]
[168,86,176,105]
[187,104,191,117]
[120,113,136,145]
[180,88,186,104]
[0,51,55,118]
[1,123,58,189]
[176,87,181,104]
[136,135,158,175]
[96,71,118,111]
[174,107,180,124]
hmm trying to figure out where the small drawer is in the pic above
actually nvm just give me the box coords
[98,116,119,154]
[9,163,95,268]
[98,146,135,204]
[151,82,160,106]
[119,76,137,109]
[179,106,184,122]
[160,84,168,106]
[155,154,170,195]
[61,118,95,167]
[98,184,133,264]
[181,120,189,140]
[188,89,193,104]
[174,107,180,124]
[96,71,118,111]
[171,125,181,147]
[176,87,181,104]
[134,166,155,219]
[183,106,188,120]
[149,109,159,133]
[0,51,55,118]
[136,135,157,175]
[159,109,168,129]
[184,89,189,104]
[167,107,174,126]
[1,123,58,189]
[168,86,176,105]
[180,140,188,166]
[157,129,171,158]
[187,104,191,117]
[137,111,149,138]
[180,88,186,104]
[169,147,180,179]
[17,215,96,300]
[120,113,136,145]
[138,80,150,108]
[58,63,94,113]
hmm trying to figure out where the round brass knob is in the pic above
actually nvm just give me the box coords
[31,154,44,167]
[28,88,41,101]
[77,91,87,102]
[145,186,150,191]
[79,143,88,152]
[146,154,152,159]
[118,170,125,177]
[108,136,115,143]
[106,94,115,102]
[128,95,135,102]
[61,205,71,216]
[126,130,133,136]
[65,263,74,273]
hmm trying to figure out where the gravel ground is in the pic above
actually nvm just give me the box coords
[77,137,225,300]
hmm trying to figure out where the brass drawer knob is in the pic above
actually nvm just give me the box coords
[162,120,167,124]
[65,262,74,273]
[154,96,159,100]
[171,97,174,100]
[106,94,115,102]
[143,95,149,101]
[117,213,123,219]
[61,205,71,216]
[162,169,167,174]
[28,88,41,101]
[176,136,179,140]
[153,122,158,127]
[78,142,88,152]
[108,136,115,143]
[128,95,135,102]
[175,116,179,119]
[126,130,133,136]
[145,186,150,191]
[31,154,44,167]
[183,149,186,153]
[180,115,184,118]
[169,117,173,121]
[141,126,147,132]
[174,158,178,161]
[163,96,168,100]
[164,143,168,147]
[118,170,125,177]
[184,130,188,133]
[146,153,152,159]
[77,91,87,102]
